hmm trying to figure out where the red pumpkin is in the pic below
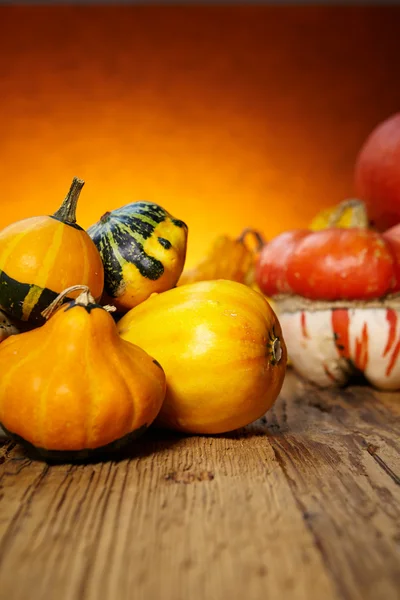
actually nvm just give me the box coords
[255,230,309,296]
[382,224,400,293]
[354,113,400,231]
[256,227,397,301]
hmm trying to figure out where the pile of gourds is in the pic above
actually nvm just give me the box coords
[255,199,400,390]
[179,195,400,391]
[0,178,287,461]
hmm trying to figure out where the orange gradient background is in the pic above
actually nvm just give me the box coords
[1,6,400,267]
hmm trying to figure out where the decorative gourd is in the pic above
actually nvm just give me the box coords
[256,204,398,301]
[255,199,400,390]
[0,285,166,460]
[0,310,19,343]
[178,228,265,288]
[118,280,287,434]
[309,198,370,231]
[87,202,188,312]
[0,178,104,324]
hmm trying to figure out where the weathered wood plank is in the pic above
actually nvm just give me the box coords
[0,371,399,600]
[0,429,337,600]
[266,373,400,600]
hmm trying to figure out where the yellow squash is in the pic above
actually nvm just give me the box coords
[118,280,287,434]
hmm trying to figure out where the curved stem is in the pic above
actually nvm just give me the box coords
[237,228,266,252]
[41,285,116,321]
[53,177,85,224]
[41,285,91,320]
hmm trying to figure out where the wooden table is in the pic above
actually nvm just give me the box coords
[0,370,399,600]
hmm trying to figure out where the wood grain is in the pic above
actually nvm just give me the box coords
[0,370,399,600]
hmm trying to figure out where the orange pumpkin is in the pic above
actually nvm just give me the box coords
[118,280,287,434]
[0,177,104,324]
[0,286,166,460]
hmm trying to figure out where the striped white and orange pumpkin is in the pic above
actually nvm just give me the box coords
[275,297,400,390]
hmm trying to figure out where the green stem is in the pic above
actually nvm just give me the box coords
[53,177,85,224]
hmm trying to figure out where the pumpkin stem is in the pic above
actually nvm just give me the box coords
[41,285,116,320]
[75,287,98,307]
[326,199,369,229]
[73,289,116,312]
[41,285,91,320]
[53,177,85,224]
[271,338,282,364]
[237,228,265,252]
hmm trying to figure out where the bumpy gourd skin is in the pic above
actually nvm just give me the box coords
[118,279,287,434]
[87,202,188,312]
[0,300,166,455]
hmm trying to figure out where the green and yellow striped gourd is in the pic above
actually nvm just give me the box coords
[87,202,188,312]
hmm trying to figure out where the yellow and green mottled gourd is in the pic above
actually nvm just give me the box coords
[87,202,188,312]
